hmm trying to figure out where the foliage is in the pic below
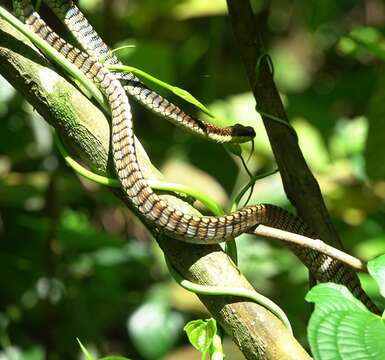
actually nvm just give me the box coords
[184,319,223,360]
[306,254,385,360]
[2,0,385,358]
[368,255,385,298]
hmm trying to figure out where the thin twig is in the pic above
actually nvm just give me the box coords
[253,225,367,272]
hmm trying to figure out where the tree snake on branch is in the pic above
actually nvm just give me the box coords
[10,0,379,314]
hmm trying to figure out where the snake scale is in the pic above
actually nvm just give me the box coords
[46,0,256,144]
[12,0,379,313]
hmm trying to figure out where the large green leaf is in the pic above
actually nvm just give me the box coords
[368,254,385,299]
[306,283,368,312]
[310,311,385,360]
[306,283,385,360]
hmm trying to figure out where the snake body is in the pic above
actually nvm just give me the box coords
[43,0,255,144]
[12,0,379,313]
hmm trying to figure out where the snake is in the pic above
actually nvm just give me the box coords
[11,0,380,314]
[43,0,256,145]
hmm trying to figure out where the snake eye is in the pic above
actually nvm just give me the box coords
[231,124,256,139]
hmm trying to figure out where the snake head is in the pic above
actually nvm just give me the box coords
[230,124,256,143]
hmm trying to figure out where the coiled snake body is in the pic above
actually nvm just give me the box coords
[12,0,379,313]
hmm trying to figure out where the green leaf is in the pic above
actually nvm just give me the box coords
[77,338,94,360]
[306,283,369,313]
[306,283,385,360]
[107,64,214,118]
[99,357,131,360]
[368,254,385,298]
[184,318,217,355]
[310,311,385,360]
[172,87,215,118]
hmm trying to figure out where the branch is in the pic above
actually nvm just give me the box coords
[226,0,346,250]
[253,226,367,272]
[226,0,377,314]
[0,17,312,360]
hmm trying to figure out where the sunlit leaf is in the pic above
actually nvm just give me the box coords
[368,254,385,298]
[184,318,217,355]
[306,283,385,360]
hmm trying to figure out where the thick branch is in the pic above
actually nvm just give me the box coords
[226,0,344,250]
[226,0,377,315]
[0,17,311,360]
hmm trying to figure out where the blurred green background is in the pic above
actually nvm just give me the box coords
[1,0,385,358]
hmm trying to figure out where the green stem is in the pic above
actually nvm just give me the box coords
[54,131,224,216]
[165,257,293,334]
[210,332,224,360]
[257,109,297,134]
[232,168,279,210]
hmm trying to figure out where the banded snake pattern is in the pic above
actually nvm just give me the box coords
[46,0,256,144]
[11,0,379,314]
